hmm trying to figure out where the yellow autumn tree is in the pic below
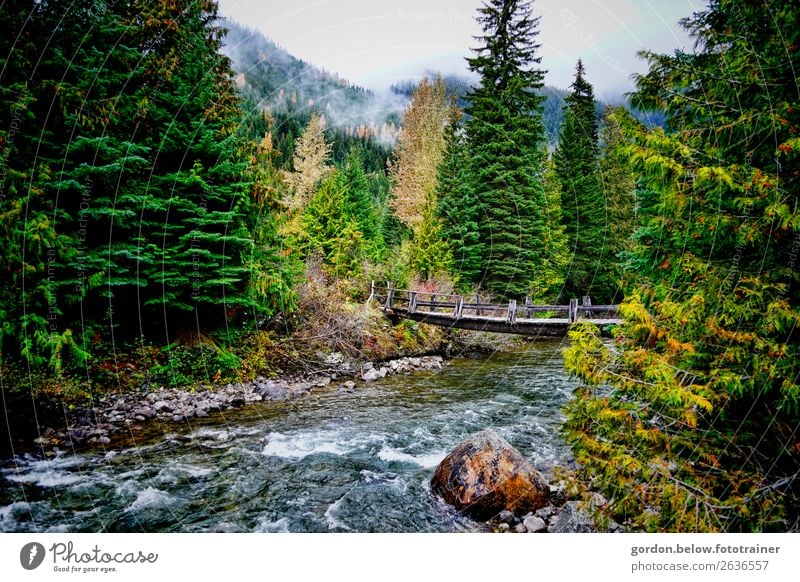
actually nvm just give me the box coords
[389,76,454,234]
[284,114,332,210]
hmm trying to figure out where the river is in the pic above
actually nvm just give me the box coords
[0,341,577,533]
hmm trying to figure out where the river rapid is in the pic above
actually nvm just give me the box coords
[0,341,577,533]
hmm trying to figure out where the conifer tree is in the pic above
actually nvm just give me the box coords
[530,159,569,301]
[285,114,332,209]
[298,172,367,278]
[389,76,453,234]
[437,116,483,286]
[554,59,607,301]
[338,148,382,257]
[597,106,637,296]
[389,75,456,280]
[464,0,549,299]
[243,125,298,322]
[0,0,289,369]
[563,0,799,532]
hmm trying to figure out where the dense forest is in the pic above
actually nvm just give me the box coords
[0,0,797,532]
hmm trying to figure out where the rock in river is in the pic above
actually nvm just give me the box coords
[431,429,549,520]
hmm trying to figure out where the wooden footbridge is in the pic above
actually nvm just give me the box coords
[369,283,622,337]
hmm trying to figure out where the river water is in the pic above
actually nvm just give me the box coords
[0,341,577,533]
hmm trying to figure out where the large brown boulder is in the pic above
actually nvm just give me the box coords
[431,429,549,520]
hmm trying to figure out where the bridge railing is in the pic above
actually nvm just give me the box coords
[369,282,619,325]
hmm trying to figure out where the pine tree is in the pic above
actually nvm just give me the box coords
[299,172,367,278]
[464,0,550,299]
[437,115,483,286]
[0,0,288,370]
[597,106,637,297]
[120,0,257,342]
[243,123,298,323]
[563,0,800,532]
[338,148,382,257]
[0,0,91,371]
[554,59,607,301]
[530,158,569,301]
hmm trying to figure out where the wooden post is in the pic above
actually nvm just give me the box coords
[385,285,394,311]
[524,296,532,319]
[476,294,482,316]
[367,280,375,303]
[569,298,578,324]
[409,291,417,313]
[430,294,436,313]
[507,299,517,325]
[581,296,592,319]
[455,295,464,319]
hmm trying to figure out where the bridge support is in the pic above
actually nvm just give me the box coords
[507,300,517,325]
[568,298,578,324]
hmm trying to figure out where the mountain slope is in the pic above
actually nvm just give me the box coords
[221,20,402,142]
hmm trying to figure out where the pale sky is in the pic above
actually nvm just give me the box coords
[218,0,700,99]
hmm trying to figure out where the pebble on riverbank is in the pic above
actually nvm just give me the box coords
[485,488,624,533]
[31,354,446,452]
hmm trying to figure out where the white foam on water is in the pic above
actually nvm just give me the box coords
[255,516,290,533]
[262,432,348,459]
[155,464,214,484]
[261,430,385,460]
[0,501,31,527]
[377,446,446,468]
[324,496,351,531]
[1,453,91,489]
[188,428,232,441]
[124,486,176,512]
[5,470,83,488]
[359,469,384,483]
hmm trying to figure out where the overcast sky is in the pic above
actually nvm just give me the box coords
[218,0,701,99]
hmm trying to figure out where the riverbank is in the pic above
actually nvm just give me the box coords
[21,354,448,454]
[1,344,580,533]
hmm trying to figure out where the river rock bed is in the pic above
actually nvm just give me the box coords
[488,498,624,533]
[31,354,445,451]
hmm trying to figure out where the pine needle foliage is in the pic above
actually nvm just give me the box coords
[563,0,800,532]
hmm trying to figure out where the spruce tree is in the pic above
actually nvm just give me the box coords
[437,116,483,287]
[531,159,569,301]
[554,59,607,301]
[0,0,288,370]
[597,106,637,297]
[338,148,382,257]
[464,0,549,299]
[299,171,367,278]
[563,1,799,531]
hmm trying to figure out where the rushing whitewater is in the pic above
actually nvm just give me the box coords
[0,342,576,532]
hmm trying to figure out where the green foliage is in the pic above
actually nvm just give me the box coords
[528,159,569,301]
[437,119,484,287]
[151,343,241,389]
[463,0,550,299]
[338,148,384,258]
[0,0,292,375]
[596,106,637,297]
[297,172,368,278]
[243,125,300,321]
[563,1,799,532]
[555,60,611,302]
[406,203,454,281]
